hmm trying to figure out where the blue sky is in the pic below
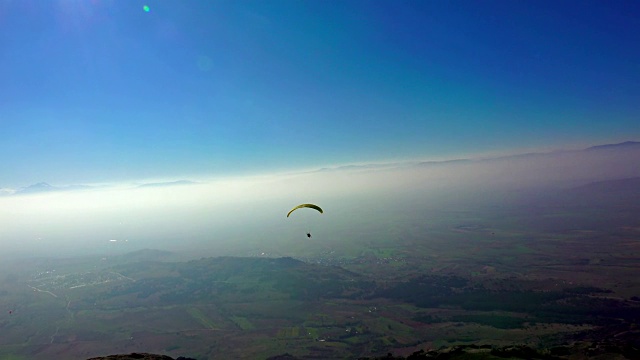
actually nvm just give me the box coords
[1,0,639,187]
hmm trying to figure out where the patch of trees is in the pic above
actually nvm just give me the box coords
[374,275,468,308]
[377,276,640,329]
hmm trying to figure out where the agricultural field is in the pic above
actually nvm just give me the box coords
[1,195,640,360]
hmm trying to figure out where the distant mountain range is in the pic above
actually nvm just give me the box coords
[11,182,93,195]
[314,140,640,172]
[422,140,640,167]
[2,141,638,194]
[0,180,198,196]
[586,140,640,151]
[15,182,55,194]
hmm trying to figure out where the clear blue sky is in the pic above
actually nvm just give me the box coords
[1,0,639,186]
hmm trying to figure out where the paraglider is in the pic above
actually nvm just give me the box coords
[286,203,323,217]
[287,203,323,238]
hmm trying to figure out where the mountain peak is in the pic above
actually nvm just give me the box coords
[32,182,52,187]
[586,141,640,151]
[16,182,57,194]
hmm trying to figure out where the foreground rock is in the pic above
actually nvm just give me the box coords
[86,353,196,360]
[357,339,640,359]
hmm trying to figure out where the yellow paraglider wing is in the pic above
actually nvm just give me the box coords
[287,204,323,217]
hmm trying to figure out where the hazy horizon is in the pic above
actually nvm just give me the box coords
[1,139,638,189]
[2,141,639,260]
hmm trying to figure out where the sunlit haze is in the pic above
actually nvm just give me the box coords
[2,143,640,259]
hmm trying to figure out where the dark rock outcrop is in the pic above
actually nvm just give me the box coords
[87,353,177,360]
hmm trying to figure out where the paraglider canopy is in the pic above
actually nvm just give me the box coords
[287,204,323,239]
[286,203,323,217]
